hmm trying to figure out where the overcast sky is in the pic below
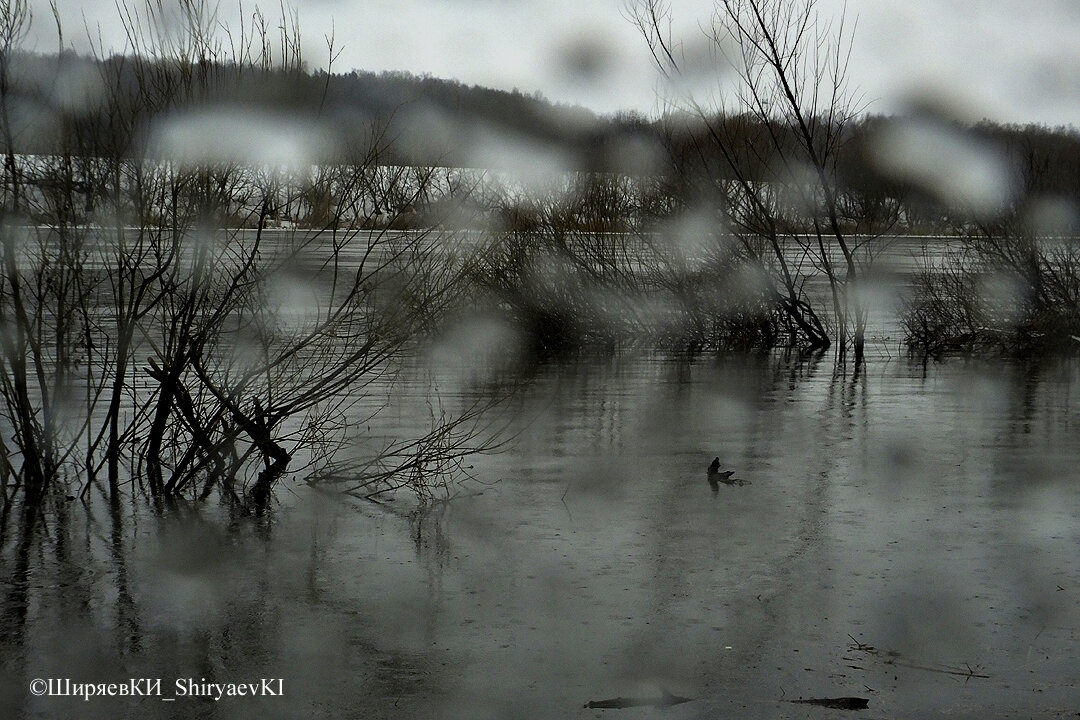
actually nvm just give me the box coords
[26,0,1080,126]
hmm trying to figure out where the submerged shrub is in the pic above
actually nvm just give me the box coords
[903,237,1080,357]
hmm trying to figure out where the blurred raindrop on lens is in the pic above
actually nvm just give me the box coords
[397,102,463,165]
[469,127,573,188]
[51,56,105,113]
[661,32,734,106]
[1026,196,1080,237]
[869,111,1014,218]
[554,29,617,87]
[264,269,322,330]
[151,107,330,168]
[977,271,1027,329]
[662,208,717,270]
[426,312,526,384]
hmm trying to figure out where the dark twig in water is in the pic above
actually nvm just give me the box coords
[846,634,873,652]
[848,637,989,679]
[789,697,869,710]
[583,690,692,709]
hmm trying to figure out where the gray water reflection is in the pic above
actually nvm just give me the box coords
[4,352,1080,719]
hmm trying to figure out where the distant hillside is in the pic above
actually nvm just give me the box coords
[2,51,659,172]
[316,69,659,172]
[5,51,1080,212]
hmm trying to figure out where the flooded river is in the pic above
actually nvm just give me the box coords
[4,345,1080,719]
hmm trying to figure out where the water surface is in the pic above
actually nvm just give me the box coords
[4,351,1080,719]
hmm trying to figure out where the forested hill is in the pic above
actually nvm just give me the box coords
[316,69,656,172]
[326,70,599,141]
[3,51,655,172]
[5,50,1080,202]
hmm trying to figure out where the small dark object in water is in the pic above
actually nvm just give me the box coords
[707,457,735,481]
[791,697,869,710]
[707,457,740,487]
[584,690,692,709]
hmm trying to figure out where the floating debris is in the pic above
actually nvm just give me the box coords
[584,690,692,709]
[790,696,869,710]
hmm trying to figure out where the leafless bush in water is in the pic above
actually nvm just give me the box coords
[626,0,892,362]
[464,169,782,354]
[903,229,1080,358]
[0,0,497,513]
[900,120,1080,358]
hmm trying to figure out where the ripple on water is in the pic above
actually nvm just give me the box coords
[5,354,1080,719]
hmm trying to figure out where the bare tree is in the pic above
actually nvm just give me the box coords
[627,0,876,361]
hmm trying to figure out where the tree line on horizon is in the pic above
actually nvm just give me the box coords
[5,47,1080,213]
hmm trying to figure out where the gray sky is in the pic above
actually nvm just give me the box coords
[27,0,1080,126]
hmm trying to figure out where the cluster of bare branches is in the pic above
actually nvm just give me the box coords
[903,221,1080,358]
[626,0,890,362]
[0,0,499,515]
[463,168,783,354]
[895,106,1080,357]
